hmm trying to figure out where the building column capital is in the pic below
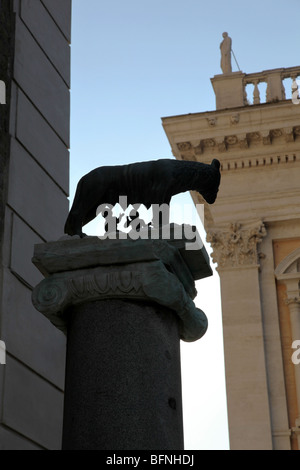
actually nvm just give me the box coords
[206,220,267,271]
[285,297,300,309]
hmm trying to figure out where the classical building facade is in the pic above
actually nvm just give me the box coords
[0,1,71,449]
[163,66,300,449]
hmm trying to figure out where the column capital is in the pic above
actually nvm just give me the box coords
[285,296,300,307]
[206,220,267,270]
[32,227,213,343]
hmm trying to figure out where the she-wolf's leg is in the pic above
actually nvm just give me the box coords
[64,179,86,237]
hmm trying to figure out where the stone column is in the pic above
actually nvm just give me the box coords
[206,221,273,450]
[31,227,212,450]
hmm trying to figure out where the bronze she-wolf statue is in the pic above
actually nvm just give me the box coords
[64,158,221,237]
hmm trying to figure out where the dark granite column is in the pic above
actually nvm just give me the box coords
[31,229,212,450]
[62,299,183,450]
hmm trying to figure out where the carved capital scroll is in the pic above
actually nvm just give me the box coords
[32,235,212,342]
[206,221,267,269]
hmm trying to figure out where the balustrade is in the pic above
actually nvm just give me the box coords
[243,66,300,105]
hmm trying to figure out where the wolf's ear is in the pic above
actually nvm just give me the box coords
[211,159,220,170]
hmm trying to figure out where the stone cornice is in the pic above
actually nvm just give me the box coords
[162,100,300,169]
[180,150,299,175]
[206,221,267,270]
[174,127,300,162]
[162,99,299,124]
[162,101,300,137]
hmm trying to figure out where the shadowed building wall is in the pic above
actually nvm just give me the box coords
[0,0,71,449]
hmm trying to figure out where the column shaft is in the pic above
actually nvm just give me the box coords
[62,299,184,450]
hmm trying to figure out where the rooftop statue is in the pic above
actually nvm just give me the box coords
[220,32,232,74]
[64,158,221,237]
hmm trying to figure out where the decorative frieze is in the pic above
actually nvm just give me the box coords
[285,297,300,307]
[177,141,193,152]
[238,133,249,149]
[177,140,299,172]
[230,113,240,125]
[175,126,300,162]
[215,137,226,152]
[284,128,295,142]
[294,127,300,136]
[225,135,238,145]
[206,221,267,269]
[261,130,271,145]
[207,117,217,127]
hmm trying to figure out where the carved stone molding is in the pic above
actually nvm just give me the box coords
[284,127,295,142]
[32,235,212,343]
[294,127,300,136]
[176,125,300,160]
[177,141,193,152]
[225,135,238,146]
[207,117,217,127]
[285,297,300,306]
[206,221,267,269]
[215,137,226,152]
[230,113,240,125]
[261,130,271,145]
[238,133,249,149]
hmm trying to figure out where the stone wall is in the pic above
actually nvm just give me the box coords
[0,0,71,449]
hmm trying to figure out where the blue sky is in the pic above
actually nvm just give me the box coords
[70,0,300,450]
